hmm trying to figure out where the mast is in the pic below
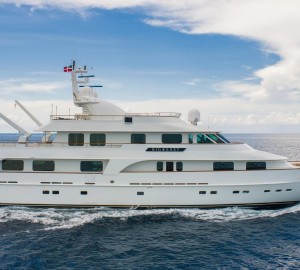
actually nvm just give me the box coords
[67,61,102,113]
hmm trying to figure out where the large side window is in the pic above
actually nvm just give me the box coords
[188,134,193,144]
[246,162,266,170]
[80,161,103,172]
[33,160,55,171]
[197,133,213,144]
[2,160,24,171]
[68,133,84,146]
[131,134,146,144]
[162,134,182,144]
[213,162,234,171]
[90,133,106,146]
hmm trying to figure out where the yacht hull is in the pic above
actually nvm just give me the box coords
[0,169,299,208]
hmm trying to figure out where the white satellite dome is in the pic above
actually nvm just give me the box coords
[188,109,200,125]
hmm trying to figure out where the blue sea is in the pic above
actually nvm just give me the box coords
[0,134,300,270]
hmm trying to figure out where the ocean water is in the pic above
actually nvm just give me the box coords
[0,133,300,270]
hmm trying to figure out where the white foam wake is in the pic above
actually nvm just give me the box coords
[0,204,300,230]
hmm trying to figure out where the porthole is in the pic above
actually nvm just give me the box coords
[276,189,282,192]
[199,191,206,194]
[264,190,271,193]
[243,190,249,193]
[286,189,292,192]
[52,191,59,195]
[43,190,49,194]
[233,190,239,194]
[137,191,144,196]
[210,191,217,194]
[81,191,88,195]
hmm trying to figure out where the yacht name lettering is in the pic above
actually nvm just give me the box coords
[146,148,186,152]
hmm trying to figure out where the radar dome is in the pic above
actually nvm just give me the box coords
[188,109,200,125]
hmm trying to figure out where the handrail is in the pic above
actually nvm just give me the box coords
[0,141,243,148]
[50,112,181,120]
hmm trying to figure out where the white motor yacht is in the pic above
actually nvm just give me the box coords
[0,62,299,208]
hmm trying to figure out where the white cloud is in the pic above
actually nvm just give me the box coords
[2,0,300,105]
[0,97,298,133]
[0,0,299,132]
[0,78,68,94]
[183,78,201,86]
[0,99,81,132]
[216,81,267,101]
[115,98,300,132]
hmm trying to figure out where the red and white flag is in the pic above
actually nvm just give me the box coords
[64,65,73,72]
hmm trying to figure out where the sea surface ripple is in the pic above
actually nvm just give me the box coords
[0,133,299,269]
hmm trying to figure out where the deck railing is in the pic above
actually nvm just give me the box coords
[0,141,244,148]
[50,112,181,120]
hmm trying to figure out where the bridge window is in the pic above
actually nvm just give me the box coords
[162,134,182,144]
[131,134,146,144]
[206,133,225,143]
[197,133,214,144]
[90,133,106,146]
[68,133,84,146]
[33,160,55,171]
[217,133,230,143]
[213,162,234,171]
[80,161,103,172]
[246,162,266,170]
[2,160,24,171]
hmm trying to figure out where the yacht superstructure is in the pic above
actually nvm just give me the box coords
[0,62,299,208]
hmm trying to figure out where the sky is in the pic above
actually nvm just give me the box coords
[0,0,299,133]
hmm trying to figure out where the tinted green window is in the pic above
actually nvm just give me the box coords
[80,161,103,172]
[206,134,225,143]
[33,160,55,171]
[217,133,230,143]
[197,133,214,144]
[2,160,24,171]
[68,133,84,146]
[213,162,234,171]
[90,133,106,146]
[131,134,146,144]
[157,161,163,171]
[162,134,182,144]
[246,162,266,170]
[188,134,193,144]
[176,162,183,171]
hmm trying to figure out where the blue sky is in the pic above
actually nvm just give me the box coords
[0,1,299,132]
